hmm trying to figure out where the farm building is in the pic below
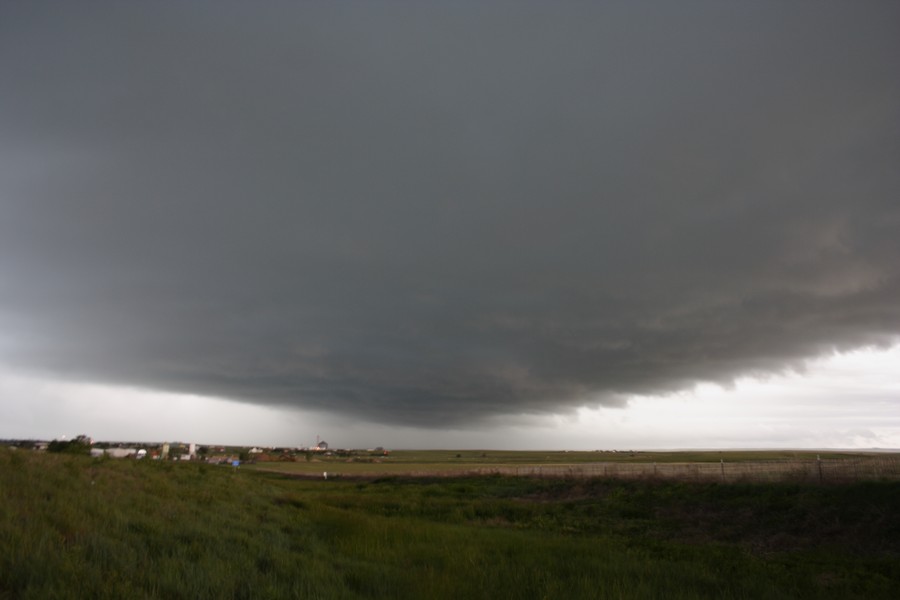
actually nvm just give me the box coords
[90,448,138,458]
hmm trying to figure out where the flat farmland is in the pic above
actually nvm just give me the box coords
[248,450,900,482]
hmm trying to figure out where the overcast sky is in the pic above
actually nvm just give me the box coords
[2,2,899,448]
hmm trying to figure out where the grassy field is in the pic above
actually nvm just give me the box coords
[2,447,899,599]
[250,449,900,481]
[306,449,881,464]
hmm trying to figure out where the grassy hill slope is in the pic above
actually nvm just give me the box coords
[2,448,898,599]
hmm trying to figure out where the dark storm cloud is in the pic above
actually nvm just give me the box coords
[2,1,899,425]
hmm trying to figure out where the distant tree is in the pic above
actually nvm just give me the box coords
[47,438,91,455]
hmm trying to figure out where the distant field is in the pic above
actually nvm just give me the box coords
[3,447,899,599]
[249,449,900,482]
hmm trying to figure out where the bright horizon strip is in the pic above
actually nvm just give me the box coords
[1,343,898,450]
[565,344,900,450]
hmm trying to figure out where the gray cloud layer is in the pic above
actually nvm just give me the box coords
[2,2,899,426]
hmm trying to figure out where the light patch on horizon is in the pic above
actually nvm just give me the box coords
[2,344,898,450]
[561,344,900,450]
[0,372,303,446]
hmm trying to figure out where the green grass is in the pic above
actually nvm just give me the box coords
[2,447,899,599]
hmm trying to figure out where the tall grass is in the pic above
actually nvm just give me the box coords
[2,448,898,599]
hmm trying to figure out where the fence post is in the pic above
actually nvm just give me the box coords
[817,454,823,483]
[720,459,725,481]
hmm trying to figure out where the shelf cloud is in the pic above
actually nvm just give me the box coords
[2,2,899,427]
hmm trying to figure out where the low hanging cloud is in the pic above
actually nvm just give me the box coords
[1,2,899,426]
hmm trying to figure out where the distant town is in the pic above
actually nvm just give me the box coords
[1,435,391,464]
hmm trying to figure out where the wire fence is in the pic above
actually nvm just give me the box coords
[269,456,900,483]
[443,455,900,483]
